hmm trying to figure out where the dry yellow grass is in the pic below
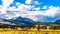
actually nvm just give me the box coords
[0,27,60,34]
[0,24,60,34]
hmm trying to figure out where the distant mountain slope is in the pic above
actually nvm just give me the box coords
[14,16,34,24]
[54,19,60,24]
[0,16,35,26]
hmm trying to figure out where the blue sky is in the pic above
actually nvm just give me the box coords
[12,0,60,7]
[0,0,60,22]
[39,0,60,6]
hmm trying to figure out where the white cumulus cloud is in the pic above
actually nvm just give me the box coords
[44,6,60,17]
[0,0,14,14]
[25,0,32,4]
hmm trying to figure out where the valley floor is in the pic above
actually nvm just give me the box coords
[0,28,60,34]
[0,23,60,34]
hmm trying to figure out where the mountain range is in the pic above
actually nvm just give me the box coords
[0,16,60,27]
[54,19,60,24]
[0,16,35,27]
